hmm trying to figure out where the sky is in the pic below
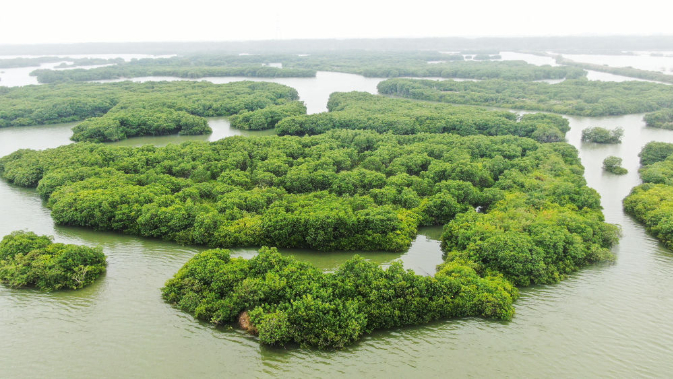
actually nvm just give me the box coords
[1,0,671,44]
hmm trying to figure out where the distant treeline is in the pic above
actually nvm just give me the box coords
[556,56,673,84]
[0,57,65,68]
[342,60,583,80]
[624,142,673,248]
[265,52,583,79]
[377,78,673,116]
[0,81,303,141]
[53,57,126,68]
[32,66,317,83]
[276,91,570,143]
[0,56,125,69]
[29,52,584,82]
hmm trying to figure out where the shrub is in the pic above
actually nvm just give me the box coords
[603,156,628,175]
[0,231,107,291]
[162,247,517,348]
[581,127,624,144]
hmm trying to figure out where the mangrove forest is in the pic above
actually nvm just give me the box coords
[0,231,107,291]
[624,142,673,248]
[377,78,673,116]
[0,81,304,141]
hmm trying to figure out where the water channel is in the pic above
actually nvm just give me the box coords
[2,56,673,377]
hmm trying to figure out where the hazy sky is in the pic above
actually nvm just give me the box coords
[1,0,670,44]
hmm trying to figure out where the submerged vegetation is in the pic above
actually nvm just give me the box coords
[624,142,673,248]
[581,127,624,144]
[377,78,673,116]
[0,81,303,141]
[0,231,106,291]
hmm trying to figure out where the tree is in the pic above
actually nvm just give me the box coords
[602,156,628,175]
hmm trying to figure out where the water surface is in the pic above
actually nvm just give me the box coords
[3,62,673,378]
[561,52,673,74]
[499,51,559,66]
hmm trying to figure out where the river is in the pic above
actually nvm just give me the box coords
[2,58,673,377]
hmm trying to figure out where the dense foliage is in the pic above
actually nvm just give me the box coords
[377,78,673,116]
[338,60,584,80]
[71,107,211,142]
[0,85,620,347]
[624,142,673,248]
[28,53,585,82]
[0,231,106,291]
[32,66,316,83]
[229,102,307,130]
[644,109,673,130]
[603,156,628,175]
[276,92,570,143]
[0,81,303,141]
[639,141,673,166]
[278,52,584,79]
[581,127,623,144]
[162,247,517,348]
[441,194,617,286]
[0,128,617,276]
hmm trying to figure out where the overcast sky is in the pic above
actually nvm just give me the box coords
[1,0,670,44]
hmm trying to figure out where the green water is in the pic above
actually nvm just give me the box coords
[3,72,673,377]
